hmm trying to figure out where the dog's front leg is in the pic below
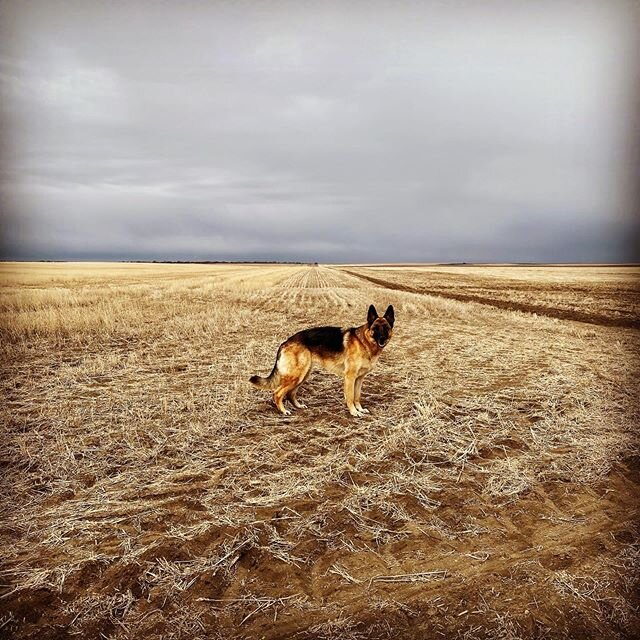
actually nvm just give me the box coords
[354,374,368,414]
[344,372,361,417]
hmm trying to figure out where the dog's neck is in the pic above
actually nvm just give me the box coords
[356,324,382,355]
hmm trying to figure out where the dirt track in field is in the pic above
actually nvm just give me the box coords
[342,268,640,329]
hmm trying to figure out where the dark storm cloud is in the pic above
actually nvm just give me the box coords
[0,0,637,262]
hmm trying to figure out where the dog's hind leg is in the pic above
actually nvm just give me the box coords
[287,385,307,409]
[273,348,311,415]
[275,375,308,414]
[274,381,296,415]
[287,358,311,410]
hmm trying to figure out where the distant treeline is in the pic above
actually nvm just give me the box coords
[127,260,306,265]
[24,260,307,264]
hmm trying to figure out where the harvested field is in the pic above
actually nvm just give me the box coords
[344,266,640,329]
[1,262,639,639]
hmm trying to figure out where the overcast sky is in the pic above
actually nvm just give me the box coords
[0,1,638,263]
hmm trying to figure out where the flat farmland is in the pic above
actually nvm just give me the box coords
[344,265,640,328]
[1,262,639,639]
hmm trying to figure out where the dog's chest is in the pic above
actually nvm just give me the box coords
[357,353,379,375]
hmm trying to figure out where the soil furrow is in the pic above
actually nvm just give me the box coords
[341,269,640,329]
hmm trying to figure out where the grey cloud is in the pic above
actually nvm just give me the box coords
[1,0,638,263]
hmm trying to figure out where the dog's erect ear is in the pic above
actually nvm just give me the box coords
[367,304,378,327]
[384,304,395,328]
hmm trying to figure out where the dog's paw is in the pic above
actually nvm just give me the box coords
[280,408,292,416]
[349,407,362,418]
[357,406,369,414]
[296,402,308,409]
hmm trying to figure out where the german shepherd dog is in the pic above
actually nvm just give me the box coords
[250,304,394,417]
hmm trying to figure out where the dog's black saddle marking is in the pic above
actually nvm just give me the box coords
[295,326,345,353]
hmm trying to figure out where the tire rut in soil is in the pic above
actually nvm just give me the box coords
[340,269,640,329]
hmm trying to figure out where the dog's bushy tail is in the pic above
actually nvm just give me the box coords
[249,373,275,389]
[249,346,281,390]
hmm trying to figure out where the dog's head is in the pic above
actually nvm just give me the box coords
[366,304,395,348]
